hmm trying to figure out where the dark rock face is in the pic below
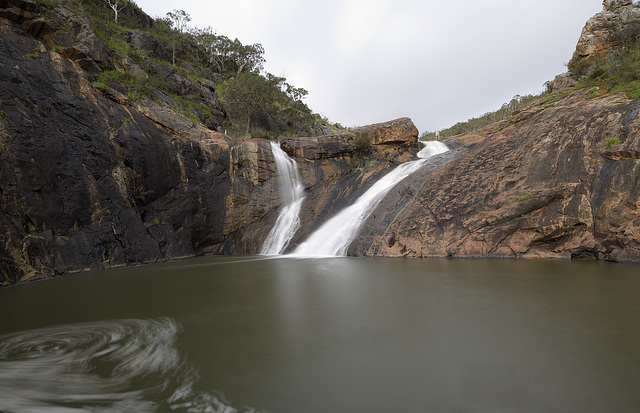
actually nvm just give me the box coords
[0,13,237,286]
[0,0,39,23]
[125,29,159,53]
[351,91,640,263]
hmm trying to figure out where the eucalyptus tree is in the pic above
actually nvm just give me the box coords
[194,27,265,76]
[219,72,313,137]
[103,0,126,23]
[166,9,192,65]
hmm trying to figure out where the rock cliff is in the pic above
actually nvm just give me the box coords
[350,90,640,262]
[224,118,420,254]
[0,2,237,285]
[343,1,640,261]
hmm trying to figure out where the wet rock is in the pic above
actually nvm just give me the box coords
[224,118,421,254]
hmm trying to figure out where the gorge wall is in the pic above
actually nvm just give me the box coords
[1,0,640,286]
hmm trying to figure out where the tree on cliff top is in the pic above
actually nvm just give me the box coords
[219,72,313,137]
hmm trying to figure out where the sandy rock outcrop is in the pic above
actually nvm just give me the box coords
[573,0,640,61]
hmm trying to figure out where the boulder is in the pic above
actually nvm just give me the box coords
[281,117,418,161]
[547,72,577,93]
[125,29,159,53]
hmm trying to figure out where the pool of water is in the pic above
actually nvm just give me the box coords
[1,257,639,412]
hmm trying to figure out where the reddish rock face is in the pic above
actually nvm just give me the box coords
[350,90,640,263]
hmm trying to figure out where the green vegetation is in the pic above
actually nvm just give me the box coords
[33,0,331,139]
[585,87,603,99]
[421,94,544,140]
[92,81,109,92]
[95,69,137,86]
[503,190,533,207]
[217,72,314,137]
[515,191,532,202]
[603,137,621,149]
[351,135,371,151]
[568,29,640,99]
[541,87,576,104]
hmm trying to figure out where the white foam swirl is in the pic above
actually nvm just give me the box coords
[0,318,260,413]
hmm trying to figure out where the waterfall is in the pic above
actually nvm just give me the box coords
[260,141,306,255]
[291,140,449,257]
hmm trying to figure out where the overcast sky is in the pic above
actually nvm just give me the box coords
[134,0,603,134]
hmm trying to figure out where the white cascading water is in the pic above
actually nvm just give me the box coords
[291,140,449,257]
[260,141,306,255]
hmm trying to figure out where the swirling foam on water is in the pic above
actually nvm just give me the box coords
[0,318,259,413]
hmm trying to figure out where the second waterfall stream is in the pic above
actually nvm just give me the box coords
[291,140,449,257]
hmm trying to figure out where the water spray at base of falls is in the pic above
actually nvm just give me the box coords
[260,142,305,255]
[291,140,449,257]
